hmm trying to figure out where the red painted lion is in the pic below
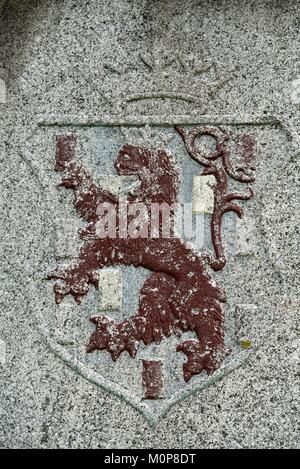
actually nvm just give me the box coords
[49,128,255,382]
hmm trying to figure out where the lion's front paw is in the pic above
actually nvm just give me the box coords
[48,266,98,304]
[177,339,231,382]
[87,315,130,361]
[87,315,140,361]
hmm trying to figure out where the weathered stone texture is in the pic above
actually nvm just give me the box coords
[0,0,299,449]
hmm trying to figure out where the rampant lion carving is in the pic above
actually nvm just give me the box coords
[48,127,255,383]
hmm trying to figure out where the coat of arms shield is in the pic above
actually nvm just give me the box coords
[28,110,290,424]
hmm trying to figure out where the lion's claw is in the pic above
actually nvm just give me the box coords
[48,265,98,304]
[177,339,231,382]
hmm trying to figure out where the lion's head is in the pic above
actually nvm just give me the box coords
[115,144,179,203]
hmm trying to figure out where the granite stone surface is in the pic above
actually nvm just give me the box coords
[0,0,299,449]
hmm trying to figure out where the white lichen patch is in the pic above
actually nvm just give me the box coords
[98,268,123,310]
[192,175,215,214]
[0,78,6,104]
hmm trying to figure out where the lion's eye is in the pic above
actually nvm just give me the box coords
[123,154,130,160]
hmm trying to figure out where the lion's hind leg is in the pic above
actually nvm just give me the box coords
[87,272,177,361]
[177,339,230,382]
[176,296,231,382]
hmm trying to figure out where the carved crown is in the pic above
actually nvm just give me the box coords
[101,50,236,109]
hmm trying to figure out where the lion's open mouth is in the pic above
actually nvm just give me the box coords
[120,175,141,196]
